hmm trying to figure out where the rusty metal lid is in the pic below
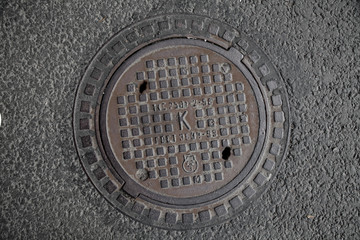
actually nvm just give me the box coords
[73,14,290,230]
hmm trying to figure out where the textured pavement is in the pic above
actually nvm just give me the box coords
[1,0,359,239]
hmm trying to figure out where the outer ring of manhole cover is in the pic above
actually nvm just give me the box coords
[73,14,290,230]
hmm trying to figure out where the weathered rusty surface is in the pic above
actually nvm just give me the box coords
[101,41,260,199]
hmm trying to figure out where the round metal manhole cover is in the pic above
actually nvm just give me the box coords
[73,14,290,230]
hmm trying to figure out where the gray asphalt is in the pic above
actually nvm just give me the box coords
[1,0,359,239]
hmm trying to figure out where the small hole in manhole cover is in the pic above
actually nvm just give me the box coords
[73,14,290,230]
[222,147,231,160]
[139,81,147,94]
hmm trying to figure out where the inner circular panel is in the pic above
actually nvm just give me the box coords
[102,40,260,199]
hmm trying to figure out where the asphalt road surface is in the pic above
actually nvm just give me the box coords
[1,0,359,239]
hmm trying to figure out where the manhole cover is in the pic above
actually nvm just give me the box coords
[73,14,290,230]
